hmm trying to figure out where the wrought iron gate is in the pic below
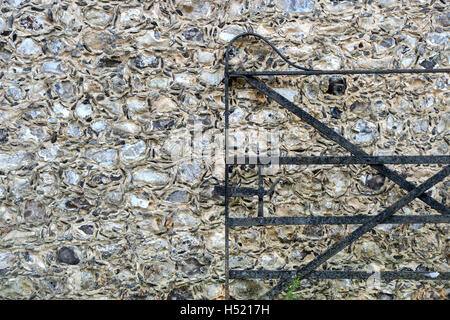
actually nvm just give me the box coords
[217,33,450,300]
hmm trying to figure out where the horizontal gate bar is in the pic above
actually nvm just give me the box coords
[229,270,450,281]
[225,155,450,165]
[229,215,450,226]
[229,68,450,77]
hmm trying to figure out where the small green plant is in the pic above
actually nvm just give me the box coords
[285,277,303,300]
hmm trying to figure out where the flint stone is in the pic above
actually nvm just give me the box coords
[23,200,46,221]
[127,97,148,114]
[364,174,385,190]
[179,162,202,181]
[17,38,41,56]
[90,120,108,133]
[53,82,73,99]
[56,247,80,265]
[121,140,146,162]
[182,28,203,41]
[436,13,450,27]
[0,252,16,270]
[65,171,80,185]
[277,0,314,13]
[0,150,34,171]
[7,86,23,100]
[166,190,188,203]
[42,61,66,75]
[79,225,94,235]
[130,194,149,208]
[0,17,6,33]
[327,77,346,95]
[133,168,169,185]
[85,149,117,166]
[105,191,123,205]
[132,54,158,68]
[76,102,94,119]
[352,119,377,144]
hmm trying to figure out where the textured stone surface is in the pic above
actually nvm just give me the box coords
[277,0,315,13]
[56,247,80,265]
[0,0,448,301]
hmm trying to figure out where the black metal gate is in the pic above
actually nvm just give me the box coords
[217,33,450,299]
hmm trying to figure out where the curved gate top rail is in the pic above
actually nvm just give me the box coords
[218,33,450,300]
